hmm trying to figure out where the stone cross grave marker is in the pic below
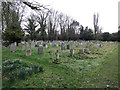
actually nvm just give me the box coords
[79,49,84,54]
[70,49,74,56]
[55,50,59,61]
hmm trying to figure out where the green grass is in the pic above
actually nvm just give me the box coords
[2,42,118,88]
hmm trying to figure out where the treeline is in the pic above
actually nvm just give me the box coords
[1,1,119,45]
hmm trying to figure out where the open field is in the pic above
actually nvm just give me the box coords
[2,42,118,88]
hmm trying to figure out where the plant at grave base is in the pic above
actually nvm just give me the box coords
[18,70,26,79]
[53,60,61,64]
[9,74,15,82]
[39,66,44,72]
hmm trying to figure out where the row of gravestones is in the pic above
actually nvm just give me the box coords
[9,42,94,57]
[9,41,36,52]
[8,40,113,57]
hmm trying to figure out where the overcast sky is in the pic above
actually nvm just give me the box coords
[33,0,118,33]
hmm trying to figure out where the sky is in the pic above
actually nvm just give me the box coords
[32,0,119,33]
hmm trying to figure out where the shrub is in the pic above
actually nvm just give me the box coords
[33,65,38,74]
[26,68,33,76]
[39,66,44,72]
[18,70,26,79]
[9,74,15,82]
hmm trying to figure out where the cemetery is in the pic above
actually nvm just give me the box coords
[2,40,118,88]
[1,1,119,89]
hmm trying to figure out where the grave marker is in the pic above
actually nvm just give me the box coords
[25,49,31,56]
[38,45,43,54]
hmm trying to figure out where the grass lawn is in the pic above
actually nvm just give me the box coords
[2,42,118,88]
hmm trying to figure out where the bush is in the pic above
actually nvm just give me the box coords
[39,66,44,72]
[9,74,15,82]
[18,70,26,79]
[26,68,33,76]
[33,65,38,74]
[3,59,44,82]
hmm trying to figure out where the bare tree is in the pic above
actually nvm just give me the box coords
[57,13,68,40]
[37,11,49,40]
[47,9,58,40]
[93,13,99,40]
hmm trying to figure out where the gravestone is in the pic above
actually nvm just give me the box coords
[25,49,31,56]
[79,43,81,47]
[67,44,70,49]
[45,44,48,48]
[14,42,17,46]
[38,45,43,54]
[61,43,65,50]
[56,44,58,47]
[31,41,35,50]
[70,49,74,56]
[29,40,31,44]
[21,44,25,51]
[84,48,89,54]
[26,42,29,48]
[76,43,78,47]
[89,46,92,51]
[52,43,55,48]
[79,49,83,54]
[2,46,6,50]
[10,43,16,52]
[72,43,74,49]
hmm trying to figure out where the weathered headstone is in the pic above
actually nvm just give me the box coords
[79,49,84,54]
[10,43,16,52]
[61,43,65,50]
[25,49,31,56]
[76,43,78,47]
[38,45,43,54]
[72,43,74,49]
[31,41,35,50]
[56,44,59,47]
[84,48,89,54]
[26,42,29,48]
[52,43,55,48]
[45,44,48,48]
[2,46,6,50]
[14,42,17,46]
[89,46,92,51]
[21,44,25,51]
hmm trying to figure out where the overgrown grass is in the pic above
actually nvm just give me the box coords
[2,42,118,88]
